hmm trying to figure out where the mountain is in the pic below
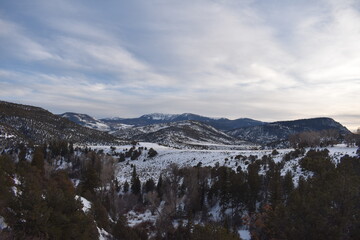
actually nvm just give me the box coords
[59,112,111,131]
[101,113,264,131]
[112,120,247,148]
[228,117,351,145]
[59,112,133,132]
[0,101,119,145]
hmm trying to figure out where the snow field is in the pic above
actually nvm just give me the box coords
[91,143,358,185]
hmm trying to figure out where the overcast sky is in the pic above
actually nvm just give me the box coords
[0,0,359,130]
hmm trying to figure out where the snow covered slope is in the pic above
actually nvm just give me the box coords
[91,143,359,186]
[59,112,132,132]
[112,120,249,148]
[101,113,264,131]
[60,112,111,131]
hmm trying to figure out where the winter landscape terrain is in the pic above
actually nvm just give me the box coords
[2,0,360,238]
[1,100,360,239]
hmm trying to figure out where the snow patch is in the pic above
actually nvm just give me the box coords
[98,227,112,240]
[0,216,7,230]
[126,209,157,227]
[76,196,92,212]
[238,229,251,240]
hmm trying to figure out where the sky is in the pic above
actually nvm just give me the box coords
[0,0,359,131]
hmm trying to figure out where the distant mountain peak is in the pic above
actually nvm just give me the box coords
[141,113,179,121]
[99,113,264,131]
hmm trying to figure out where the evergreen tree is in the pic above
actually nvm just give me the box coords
[144,178,155,193]
[131,166,141,195]
[31,147,45,176]
[123,181,129,193]
[7,164,50,238]
[157,174,163,199]
[131,177,141,195]
[80,165,100,195]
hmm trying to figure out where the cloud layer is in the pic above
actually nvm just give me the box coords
[0,0,359,130]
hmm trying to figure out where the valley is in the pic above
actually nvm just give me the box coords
[0,100,359,240]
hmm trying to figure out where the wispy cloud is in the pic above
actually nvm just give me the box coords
[0,0,359,130]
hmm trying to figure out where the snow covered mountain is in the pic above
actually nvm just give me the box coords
[59,112,111,131]
[228,117,351,146]
[59,112,132,132]
[101,113,265,131]
[112,120,248,148]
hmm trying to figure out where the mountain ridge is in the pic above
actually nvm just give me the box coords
[227,117,351,146]
[112,120,249,149]
[100,112,265,131]
[0,101,119,145]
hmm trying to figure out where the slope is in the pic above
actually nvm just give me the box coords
[228,117,351,145]
[0,101,119,145]
[112,120,247,148]
[101,113,264,131]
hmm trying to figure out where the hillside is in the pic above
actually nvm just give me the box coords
[59,112,111,131]
[228,117,351,145]
[101,113,264,131]
[0,101,119,145]
[112,120,248,148]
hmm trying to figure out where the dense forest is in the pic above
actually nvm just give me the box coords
[0,138,360,239]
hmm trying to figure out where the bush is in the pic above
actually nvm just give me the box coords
[148,148,158,158]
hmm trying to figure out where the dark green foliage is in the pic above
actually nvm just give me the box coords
[263,154,360,240]
[6,163,50,239]
[299,149,334,174]
[271,149,279,155]
[282,171,294,200]
[46,171,99,240]
[80,165,100,195]
[124,180,129,193]
[246,162,261,212]
[282,148,305,161]
[112,218,145,240]
[0,156,15,222]
[91,200,110,231]
[31,147,45,175]
[119,153,126,162]
[131,177,141,195]
[18,144,26,162]
[1,156,99,240]
[131,149,142,160]
[131,167,141,195]
[157,174,163,199]
[144,178,155,193]
[148,148,158,158]
[191,224,241,240]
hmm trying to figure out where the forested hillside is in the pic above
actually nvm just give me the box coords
[1,138,360,239]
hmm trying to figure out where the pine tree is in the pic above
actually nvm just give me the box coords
[124,181,129,193]
[131,177,141,195]
[157,174,163,199]
[80,165,100,195]
[31,147,45,176]
[144,178,155,193]
[131,166,141,195]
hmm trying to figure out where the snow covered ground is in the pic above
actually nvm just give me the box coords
[88,142,359,237]
[90,142,358,184]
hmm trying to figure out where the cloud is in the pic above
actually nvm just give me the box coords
[0,0,359,130]
[0,18,54,61]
